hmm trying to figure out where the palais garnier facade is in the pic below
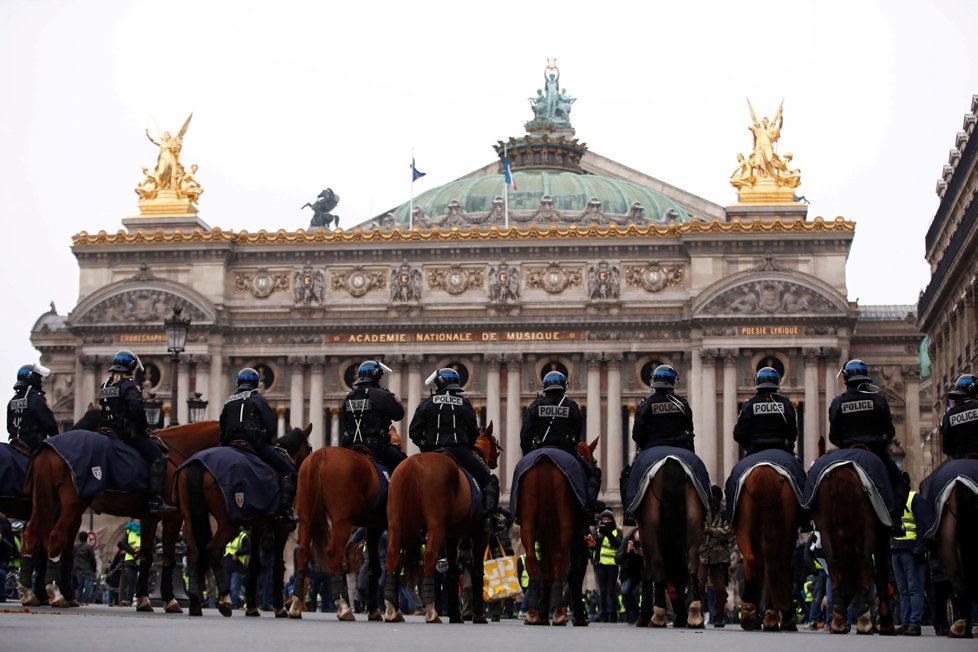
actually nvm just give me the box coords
[31,64,930,506]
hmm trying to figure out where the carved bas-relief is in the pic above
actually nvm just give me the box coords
[525,263,583,294]
[427,266,485,296]
[488,262,521,304]
[331,267,386,298]
[587,261,621,301]
[235,269,290,298]
[390,263,422,303]
[624,264,684,292]
[701,279,840,315]
[74,290,207,324]
[293,266,326,306]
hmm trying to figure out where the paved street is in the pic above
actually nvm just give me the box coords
[0,605,962,652]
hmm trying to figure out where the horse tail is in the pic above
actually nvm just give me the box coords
[661,459,687,584]
[297,451,330,567]
[957,481,978,595]
[24,448,62,555]
[185,462,212,564]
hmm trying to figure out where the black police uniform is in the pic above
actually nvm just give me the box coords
[828,385,905,525]
[99,377,165,464]
[340,383,407,472]
[409,389,491,487]
[219,387,295,478]
[632,391,695,452]
[7,385,59,454]
[941,397,978,459]
[733,391,798,455]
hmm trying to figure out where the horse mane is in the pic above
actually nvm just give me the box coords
[473,421,499,469]
[276,426,309,456]
[71,407,103,431]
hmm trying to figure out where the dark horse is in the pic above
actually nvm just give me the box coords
[516,439,598,627]
[733,466,802,631]
[176,424,312,617]
[810,465,894,635]
[634,459,708,628]
[931,461,978,638]
[383,423,500,623]
[22,411,220,612]
[287,427,401,620]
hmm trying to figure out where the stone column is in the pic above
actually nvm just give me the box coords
[505,354,522,492]
[330,407,340,447]
[699,350,718,482]
[722,350,740,479]
[689,348,702,440]
[76,355,99,422]
[193,355,210,417]
[803,349,820,468]
[177,361,190,425]
[903,366,921,484]
[308,357,326,450]
[823,349,840,453]
[406,355,423,456]
[586,353,602,477]
[485,355,502,439]
[276,406,286,437]
[208,353,224,421]
[387,356,403,438]
[627,405,637,461]
[605,353,623,502]
[289,357,305,428]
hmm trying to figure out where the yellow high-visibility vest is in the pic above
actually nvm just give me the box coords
[225,530,248,566]
[894,491,919,542]
[598,529,619,566]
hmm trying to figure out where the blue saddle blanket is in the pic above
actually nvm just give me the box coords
[509,447,589,516]
[920,458,978,539]
[44,430,149,497]
[179,447,280,524]
[724,449,807,523]
[368,456,391,510]
[625,446,713,515]
[0,442,29,498]
[801,448,894,526]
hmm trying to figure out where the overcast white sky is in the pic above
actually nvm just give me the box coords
[1,0,976,387]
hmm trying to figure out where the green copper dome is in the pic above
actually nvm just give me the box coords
[391,170,690,226]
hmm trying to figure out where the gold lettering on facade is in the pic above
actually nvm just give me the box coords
[738,326,802,336]
[333,330,583,344]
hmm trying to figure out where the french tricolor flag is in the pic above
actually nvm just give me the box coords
[503,156,517,191]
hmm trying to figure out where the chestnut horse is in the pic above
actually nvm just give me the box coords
[287,429,401,620]
[934,474,978,637]
[810,465,894,635]
[176,424,312,617]
[22,416,220,611]
[634,459,708,628]
[733,466,802,631]
[516,439,598,627]
[383,423,500,623]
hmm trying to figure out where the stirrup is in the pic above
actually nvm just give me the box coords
[148,497,177,513]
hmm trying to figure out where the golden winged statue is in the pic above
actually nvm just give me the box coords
[136,113,203,203]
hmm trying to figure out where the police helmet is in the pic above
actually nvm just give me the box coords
[14,363,50,389]
[841,359,871,384]
[755,366,781,390]
[109,350,143,374]
[236,367,261,390]
[542,370,568,393]
[354,360,386,386]
[651,364,678,390]
[949,373,978,399]
[434,368,462,392]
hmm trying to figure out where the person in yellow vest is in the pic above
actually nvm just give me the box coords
[589,509,621,622]
[223,529,249,610]
[118,520,141,607]
[889,473,926,637]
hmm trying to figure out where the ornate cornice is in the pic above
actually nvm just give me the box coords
[72,217,855,246]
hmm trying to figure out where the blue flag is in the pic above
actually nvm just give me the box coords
[503,157,517,191]
[411,158,426,182]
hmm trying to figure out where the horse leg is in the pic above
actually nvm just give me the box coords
[469,532,488,624]
[736,506,760,631]
[445,540,462,624]
[365,528,383,621]
[382,523,403,622]
[567,535,589,626]
[939,490,970,638]
[44,496,85,608]
[828,569,850,634]
[272,527,289,618]
[550,546,570,626]
[874,525,895,635]
[684,487,705,629]
[210,520,238,617]
[133,516,159,612]
[244,528,262,616]
[421,527,445,623]
[327,521,355,621]
[520,519,546,626]
[159,515,183,613]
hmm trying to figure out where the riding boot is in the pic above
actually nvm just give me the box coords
[147,457,176,513]
[482,475,500,533]
[276,475,298,530]
[620,464,636,526]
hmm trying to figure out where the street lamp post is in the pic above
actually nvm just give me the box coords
[164,306,191,426]
[144,392,163,429]
[187,392,209,423]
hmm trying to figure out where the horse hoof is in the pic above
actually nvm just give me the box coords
[427,615,443,624]
[218,597,233,617]
[687,600,704,628]
[552,609,568,626]
[949,619,969,638]
[288,599,304,619]
[855,613,873,635]
[367,610,383,621]
[762,609,780,631]
[634,616,650,628]
[740,602,758,630]
[19,586,40,607]
[275,608,288,618]
[572,616,589,627]
[68,600,81,608]
[651,606,667,627]
[164,599,183,614]
[189,605,203,617]
[384,611,404,623]
[472,614,488,624]
[781,618,798,632]
[246,608,260,617]
[135,596,154,612]
[337,609,356,622]
[46,584,68,609]
[830,611,849,634]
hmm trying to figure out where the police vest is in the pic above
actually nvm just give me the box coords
[344,387,388,442]
[894,491,918,542]
[222,390,265,444]
[7,388,37,438]
[100,379,136,436]
[428,393,467,447]
[834,390,889,441]
[531,395,577,448]
[598,529,619,566]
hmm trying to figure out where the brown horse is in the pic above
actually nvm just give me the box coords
[383,422,500,623]
[634,459,708,628]
[22,417,220,611]
[516,439,598,627]
[810,465,894,635]
[934,476,978,637]
[176,424,312,617]
[287,431,397,620]
[733,466,802,631]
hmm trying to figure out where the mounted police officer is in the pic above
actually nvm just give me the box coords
[620,364,695,524]
[409,367,499,532]
[828,359,907,533]
[519,370,602,520]
[733,367,798,455]
[7,363,59,455]
[941,373,978,459]
[340,360,407,472]
[99,350,174,513]
[219,368,296,525]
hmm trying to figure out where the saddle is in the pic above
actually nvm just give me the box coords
[9,438,32,457]
[96,427,170,454]
[351,444,377,459]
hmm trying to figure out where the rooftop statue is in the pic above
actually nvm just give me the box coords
[302,188,340,230]
[731,99,802,202]
[135,113,204,203]
[526,58,576,132]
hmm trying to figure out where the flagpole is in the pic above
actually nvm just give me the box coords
[503,144,509,229]
[409,148,415,231]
